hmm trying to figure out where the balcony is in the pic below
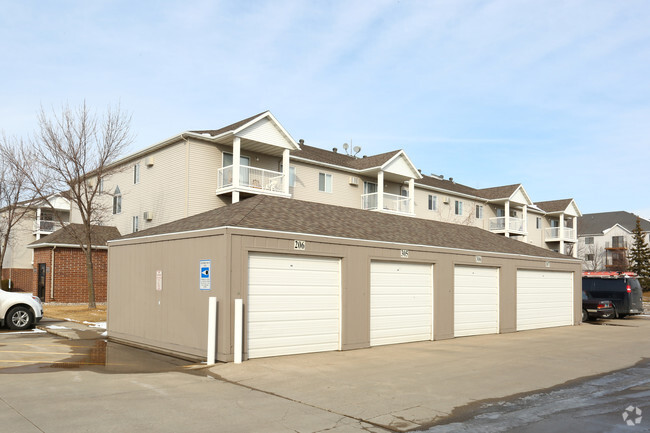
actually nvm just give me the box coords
[33,220,63,234]
[361,192,412,215]
[544,227,576,242]
[489,216,525,234]
[217,165,286,196]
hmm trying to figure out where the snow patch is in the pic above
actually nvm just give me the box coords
[47,325,69,330]
[83,321,107,329]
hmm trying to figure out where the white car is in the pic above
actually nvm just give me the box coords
[0,288,43,330]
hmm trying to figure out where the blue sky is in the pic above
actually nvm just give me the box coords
[1,0,649,218]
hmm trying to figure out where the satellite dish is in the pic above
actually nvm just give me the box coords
[353,145,361,154]
[342,143,349,150]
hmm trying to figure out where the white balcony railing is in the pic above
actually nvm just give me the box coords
[33,220,63,234]
[361,192,411,214]
[217,165,285,194]
[545,227,576,241]
[489,216,525,233]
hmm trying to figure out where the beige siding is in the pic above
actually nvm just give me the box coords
[100,141,188,235]
[291,161,365,208]
[412,187,485,229]
[108,227,582,362]
[239,118,292,149]
[187,139,222,216]
[2,211,37,269]
[108,233,227,359]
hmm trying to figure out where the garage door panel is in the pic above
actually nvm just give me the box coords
[248,253,341,359]
[370,262,433,347]
[454,266,499,337]
[516,270,573,331]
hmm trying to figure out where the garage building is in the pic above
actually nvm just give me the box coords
[107,195,582,362]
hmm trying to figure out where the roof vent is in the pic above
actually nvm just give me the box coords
[333,147,337,153]
[299,139,304,145]
[363,155,367,158]
[449,177,454,183]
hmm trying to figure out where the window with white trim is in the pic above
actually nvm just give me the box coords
[475,205,483,219]
[454,200,463,215]
[318,173,332,193]
[428,194,437,211]
[133,164,140,184]
[132,215,139,233]
[584,236,594,244]
[112,186,122,215]
[536,217,542,229]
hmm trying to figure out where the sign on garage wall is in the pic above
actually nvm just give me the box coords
[200,259,211,291]
[156,270,163,291]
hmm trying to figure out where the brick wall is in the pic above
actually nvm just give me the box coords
[1,268,33,292]
[31,247,108,303]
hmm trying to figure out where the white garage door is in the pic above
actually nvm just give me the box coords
[248,253,341,359]
[370,262,433,346]
[517,270,574,331]
[454,266,499,337]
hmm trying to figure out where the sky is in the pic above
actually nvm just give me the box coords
[1,0,649,218]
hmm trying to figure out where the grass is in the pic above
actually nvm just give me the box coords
[43,304,106,323]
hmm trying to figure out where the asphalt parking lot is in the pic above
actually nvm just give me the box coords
[1,315,650,432]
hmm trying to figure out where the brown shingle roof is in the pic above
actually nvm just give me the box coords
[116,195,570,259]
[534,199,574,213]
[476,184,521,200]
[291,143,401,170]
[191,111,268,137]
[415,175,481,197]
[29,224,121,248]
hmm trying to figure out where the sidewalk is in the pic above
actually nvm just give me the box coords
[37,317,106,340]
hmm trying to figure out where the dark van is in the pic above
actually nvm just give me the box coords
[582,273,644,318]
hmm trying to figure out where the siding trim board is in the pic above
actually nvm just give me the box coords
[110,225,580,263]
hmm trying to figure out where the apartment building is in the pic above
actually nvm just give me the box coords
[577,211,650,271]
[3,110,581,297]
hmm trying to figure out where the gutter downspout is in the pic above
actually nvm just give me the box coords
[50,246,57,301]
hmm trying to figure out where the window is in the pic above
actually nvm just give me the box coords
[289,167,296,187]
[98,178,104,193]
[586,254,595,261]
[401,188,408,197]
[536,217,542,229]
[612,236,625,248]
[428,195,437,211]
[319,173,332,192]
[496,208,505,217]
[132,216,139,233]
[112,186,122,215]
[475,205,483,219]
[584,236,594,245]
[454,200,463,215]
[133,164,140,184]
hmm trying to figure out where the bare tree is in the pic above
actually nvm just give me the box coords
[8,102,133,307]
[578,242,605,271]
[0,135,34,281]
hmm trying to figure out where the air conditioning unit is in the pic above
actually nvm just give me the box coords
[145,156,155,167]
[143,211,154,221]
[348,176,359,185]
[443,197,450,204]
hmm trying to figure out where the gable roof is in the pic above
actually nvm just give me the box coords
[535,199,575,213]
[477,184,522,200]
[578,211,650,235]
[115,195,572,260]
[190,112,268,137]
[291,143,401,170]
[28,224,121,249]
[416,175,481,197]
